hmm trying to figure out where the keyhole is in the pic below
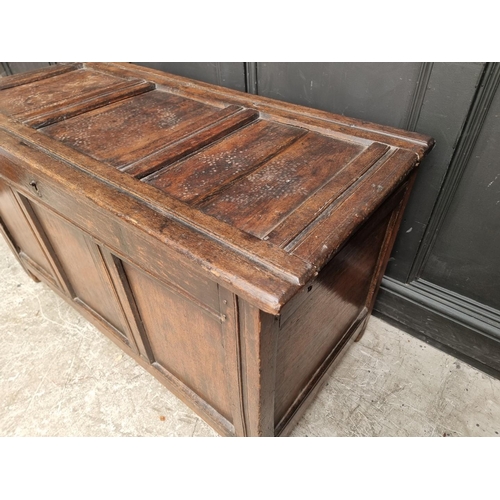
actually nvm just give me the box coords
[29,180,40,195]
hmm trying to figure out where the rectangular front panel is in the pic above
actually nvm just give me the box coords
[274,201,394,424]
[121,261,232,422]
[28,200,129,341]
[0,179,54,279]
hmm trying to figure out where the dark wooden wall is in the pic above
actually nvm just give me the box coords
[3,62,500,377]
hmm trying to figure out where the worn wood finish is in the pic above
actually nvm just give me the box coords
[42,91,239,168]
[275,189,401,426]
[87,63,432,159]
[0,178,54,280]
[0,63,433,436]
[145,119,306,203]
[0,63,68,90]
[0,65,154,128]
[28,201,133,345]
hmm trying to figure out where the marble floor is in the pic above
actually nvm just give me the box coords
[1,236,499,437]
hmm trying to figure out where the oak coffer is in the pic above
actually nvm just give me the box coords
[0,63,434,436]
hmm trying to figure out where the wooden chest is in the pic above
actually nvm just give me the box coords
[0,63,434,436]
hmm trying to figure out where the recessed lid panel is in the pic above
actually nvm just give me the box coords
[42,90,247,169]
[198,131,363,239]
[144,119,307,204]
[0,65,153,127]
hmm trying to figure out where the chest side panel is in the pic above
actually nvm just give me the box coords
[274,190,403,426]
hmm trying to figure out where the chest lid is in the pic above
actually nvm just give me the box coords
[0,63,434,313]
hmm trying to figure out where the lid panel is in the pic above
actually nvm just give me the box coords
[0,68,144,123]
[144,119,306,204]
[266,141,390,247]
[0,63,81,91]
[0,69,117,115]
[42,90,240,169]
[290,148,417,267]
[200,132,363,239]
[123,108,260,178]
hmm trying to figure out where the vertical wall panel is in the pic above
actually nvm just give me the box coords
[386,62,485,281]
[1,62,52,75]
[421,83,500,309]
[255,62,422,128]
[135,62,246,92]
[375,63,500,376]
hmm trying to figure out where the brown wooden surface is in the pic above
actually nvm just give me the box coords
[0,64,81,91]
[200,131,362,239]
[237,300,278,436]
[29,201,131,340]
[121,260,232,422]
[274,197,395,424]
[267,142,390,247]
[43,92,241,168]
[124,108,260,178]
[145,119,306,203]
[0,66,153,127]
[0,178,54,278]
[0,63,434,436]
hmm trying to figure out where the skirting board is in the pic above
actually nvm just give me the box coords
[374,276,500,380]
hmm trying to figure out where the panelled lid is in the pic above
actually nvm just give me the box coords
[0,63,434,314]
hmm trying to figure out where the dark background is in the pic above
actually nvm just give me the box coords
[2,62,499,377]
